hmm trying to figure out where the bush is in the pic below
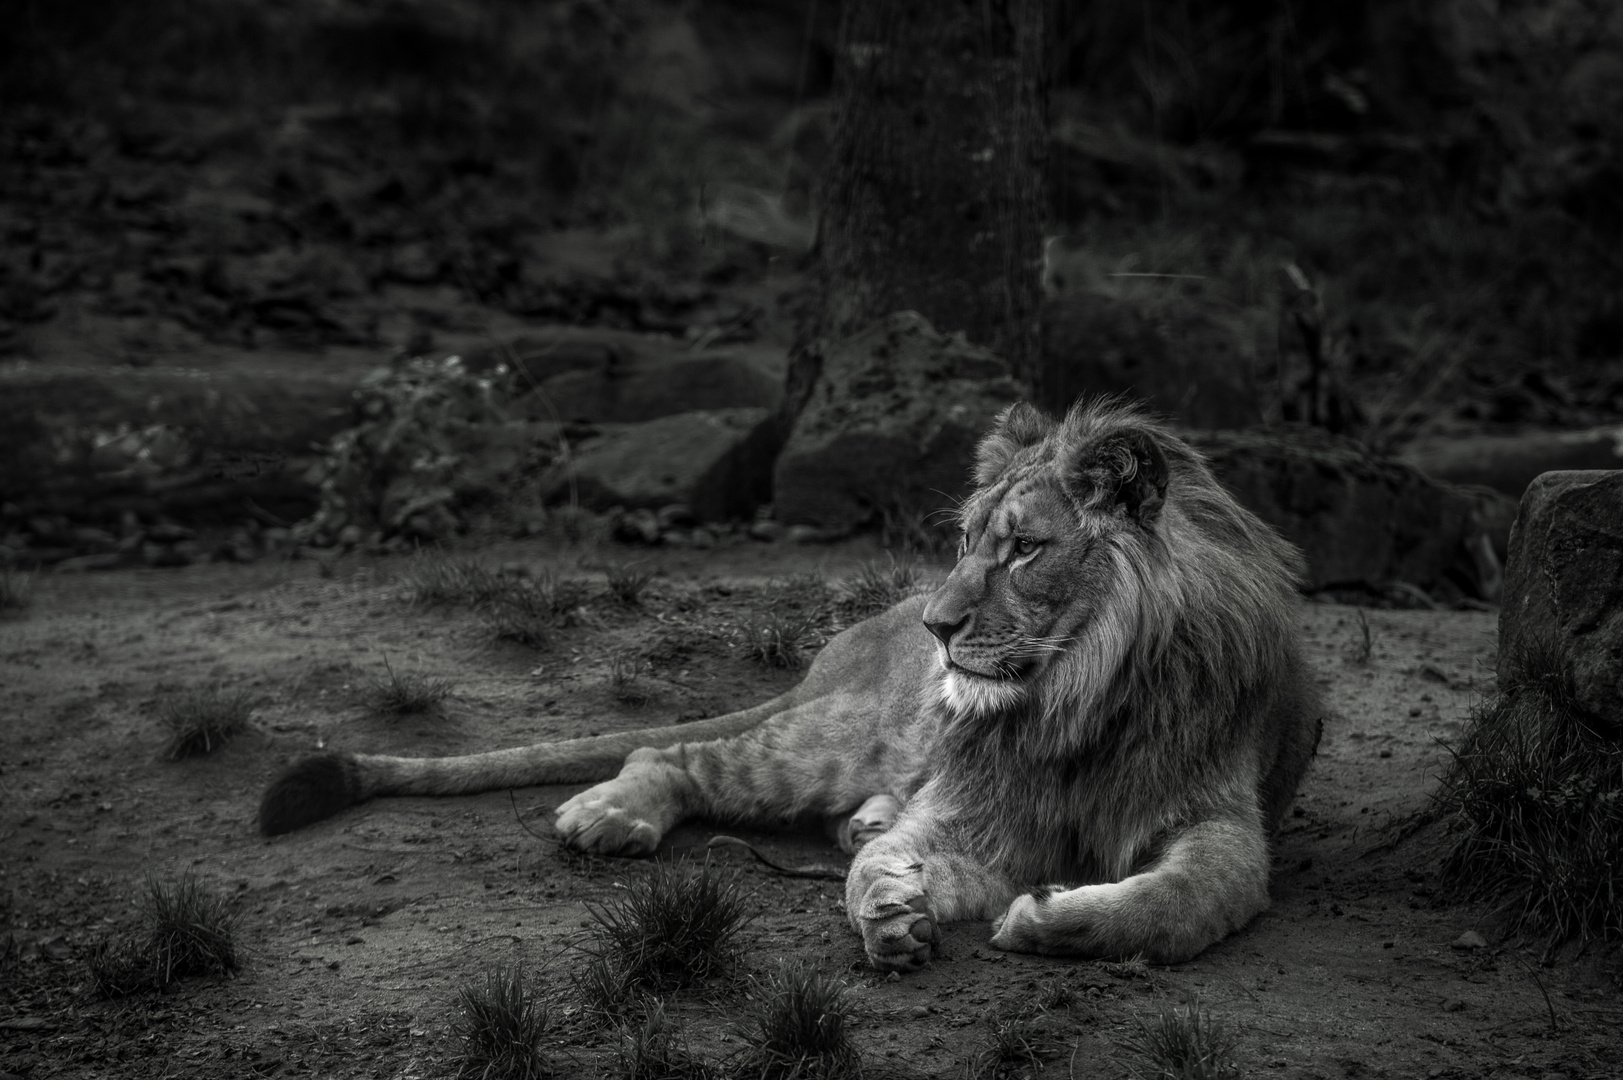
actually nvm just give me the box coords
[835,555,922,623]
[1434,641,1623,945]
[368,655,452,715]
[734,964,862,1080]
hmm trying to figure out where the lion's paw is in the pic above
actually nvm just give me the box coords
[854,865,938,972]
[554,786,662,856]
[988,890,1049,953]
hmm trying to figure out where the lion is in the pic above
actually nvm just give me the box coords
[259,398,1323,970]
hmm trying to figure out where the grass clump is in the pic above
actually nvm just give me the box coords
[609,650,651,707]
[1113,1000,1240,1080]
[0,565,32,613]
[615,1000,717,1080]
[835,556,921,623]
[451,963,551,1080]
[962,1014,1052,1080]
[607,562,656,606]
[404,552,505,606]
[159,686,255,759]
[485,573,588,648]
[368,654,452,715]
[735,963,862,1080]
[88,874,238,998]
[1434,641,1623,945]
[576,858,750,1021]
[743,612,815,670]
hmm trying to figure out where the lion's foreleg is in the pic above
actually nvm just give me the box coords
[988,814,1270,963]
[845,815,1020,972]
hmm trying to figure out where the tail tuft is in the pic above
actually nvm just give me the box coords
[259,753,362,835]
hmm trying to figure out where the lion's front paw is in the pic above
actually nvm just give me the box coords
[988,891,1048,954]
[554,784,662,856]
[854,866,938,972]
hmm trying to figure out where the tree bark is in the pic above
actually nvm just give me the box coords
[783,0,1048,420]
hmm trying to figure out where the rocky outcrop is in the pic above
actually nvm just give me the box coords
[1189,426,1509,598]
[1399,426,1623,498]
[540,407,776,524]
[1499,470,1623,729]
[773,312,1027,531]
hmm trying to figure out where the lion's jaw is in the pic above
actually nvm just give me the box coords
[937,663,1029,718]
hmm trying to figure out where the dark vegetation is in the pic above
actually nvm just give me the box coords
[1435,640,1623,948]
[1112,1000,1240,1080]
[87,874,238,998]
[733,964,861,1080]
[157,685,255,759]
[367,654,454,716]
[452,965,553,1080]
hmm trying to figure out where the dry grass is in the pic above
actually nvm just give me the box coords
[575,858,751,1023]
[607,561,656,606]
[613,1000,717,1080]
[451,964,551,1080]
[88,874,238,998]
[403,552,505,606]
[609,650,652,707]
[484,573,589,648]
[367,654,453,715]
[835,555,922,623]
[158,686,255,759]
[734,964,863,1080]
[1434,639,1623,946]
[1113,1000,1240,1080]
[743,612,815,670]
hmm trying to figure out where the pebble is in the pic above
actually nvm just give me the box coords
[749,520,785,542]
[1441,998,1466,1013]
[908,1005,929,1019]
[1450,930,1487,950]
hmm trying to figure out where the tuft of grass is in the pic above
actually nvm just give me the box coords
[404,552,505,606]
[734,963,862,1080]
[609,650,651,707]
[158,686,255,759]
[1114,1000,1240,1080]
[484,573,588,648]
[743,612,815,670]
[962,1013,1054,1080]
[88,874,238,998]
[607,562,656,606]
[452,964,551,1080]
[570,948,646,1031]
[877,493,958,556]
[615,1000,717,1080]
[578,859,751,1003]
[367,654,452,715]
[835,555,921,623]
[1434,640,1623,945]
[0,565,32,613]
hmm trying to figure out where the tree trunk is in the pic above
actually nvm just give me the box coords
[783,0,1048,420]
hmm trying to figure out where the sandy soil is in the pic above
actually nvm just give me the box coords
[1,537,1619,1080]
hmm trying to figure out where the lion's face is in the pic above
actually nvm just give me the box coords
[922,402,1169,718]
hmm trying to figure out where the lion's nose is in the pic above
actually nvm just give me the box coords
[924,614,969,646]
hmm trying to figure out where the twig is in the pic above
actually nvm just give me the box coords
[707,836,847,880]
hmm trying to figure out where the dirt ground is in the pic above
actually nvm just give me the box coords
[1,537,1620,1080]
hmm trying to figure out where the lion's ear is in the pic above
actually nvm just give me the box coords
[975,402,1053,485]
[1067,429,1169,526]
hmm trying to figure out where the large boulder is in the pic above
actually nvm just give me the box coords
[1189,426,1508,598]
[539,407,775,523]
[773,312,1027,530]
[1499,470,1623,730]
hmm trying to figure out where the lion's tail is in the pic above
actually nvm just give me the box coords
[256,697,791,836]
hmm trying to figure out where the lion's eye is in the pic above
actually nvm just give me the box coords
[1013,536,1041,557]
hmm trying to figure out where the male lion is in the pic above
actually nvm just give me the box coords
[260,399,1323,970]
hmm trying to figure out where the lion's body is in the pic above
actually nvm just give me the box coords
[260,400,1324,969]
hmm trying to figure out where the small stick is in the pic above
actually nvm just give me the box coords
[707,836,847,880]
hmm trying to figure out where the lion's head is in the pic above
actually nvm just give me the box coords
[922,398,1304,754]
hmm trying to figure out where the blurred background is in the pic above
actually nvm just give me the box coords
[2,0,1620,578]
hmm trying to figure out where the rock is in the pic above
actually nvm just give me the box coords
[661,529,692,547]
[1189,427,1499,597]
[542,408,776,523]
[146,522,195,543]
[748,520,785,542]
[656,504,696,530]
[404,506,459,542]
[1400,426,1623,499]
[774,312,1027,530]
[337,524,364,547]
[532,349,783,423]
[787,524,850,544]
[1450,930,1488,951]
[1498,470,1623,729]
[1039,291,1260,429]
[690,527,716,549]
[54,553,125,573]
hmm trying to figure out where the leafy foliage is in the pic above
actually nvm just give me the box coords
[299,355,512,545]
